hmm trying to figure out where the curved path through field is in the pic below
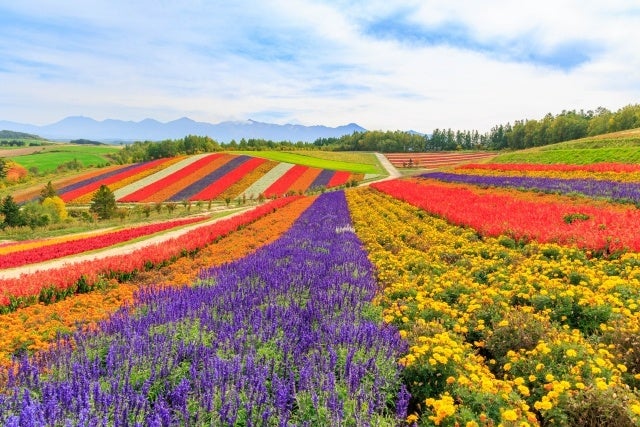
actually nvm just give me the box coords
[374,152,401,179]
[0,207,252,280]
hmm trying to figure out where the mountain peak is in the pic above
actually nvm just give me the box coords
[2,116,367,143]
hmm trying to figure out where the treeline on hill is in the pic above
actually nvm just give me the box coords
[110,104,640,162]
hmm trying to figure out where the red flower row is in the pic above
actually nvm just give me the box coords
[372,179,640,253]
[189,157,266,200]
[118,153,223,202]
[60,158,171,202]
[0,196,301,307]
[0,216,208,269]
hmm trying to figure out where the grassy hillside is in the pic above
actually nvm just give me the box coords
[492,128,640,164]
[10,144,121,173]
[234,150,384,174]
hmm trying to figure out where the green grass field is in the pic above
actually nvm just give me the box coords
[10,145,120,173]
[492,128,640,164]
[234,150,384,174]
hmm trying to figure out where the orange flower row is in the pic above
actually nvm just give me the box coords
[70,156,185,203]
[217,160,279,200]
[141,154,232,203]
[0,196,315,364]
[13,165,126,204]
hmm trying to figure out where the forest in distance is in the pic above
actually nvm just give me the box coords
[106,104,640,163]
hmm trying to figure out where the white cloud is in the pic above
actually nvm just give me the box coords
[0,1,638,133]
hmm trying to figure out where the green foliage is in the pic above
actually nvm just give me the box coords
[0,158,6,179]
[90,185,117,219]
[1,195,24,228]
[39,180,57,201]
[10,145,118,173]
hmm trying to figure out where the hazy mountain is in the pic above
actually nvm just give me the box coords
[0,116,366,143]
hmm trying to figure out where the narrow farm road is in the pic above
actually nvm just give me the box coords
[0,207,253,280]
[375,152,402,178]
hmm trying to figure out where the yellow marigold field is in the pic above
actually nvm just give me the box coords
[346,187,640,426]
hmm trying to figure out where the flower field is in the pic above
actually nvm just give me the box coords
[373,178,640,253]
[5,156,640,425]
[423,160,640,205]
[347,187,640,426]
[0,196,315,367]
[0,197,299,310]
[384,152,495,168]
[31,153,363,204]
[0,192,408,425]
[0,216,209,269]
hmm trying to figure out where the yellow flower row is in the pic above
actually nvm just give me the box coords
[454,167,640,183]
[346,187,640,427]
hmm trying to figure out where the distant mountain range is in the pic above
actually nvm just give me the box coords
[0,116,366,143]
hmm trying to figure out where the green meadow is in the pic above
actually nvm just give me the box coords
[492,129,640,164]
[234,150,383,174]
[10,145,120,173]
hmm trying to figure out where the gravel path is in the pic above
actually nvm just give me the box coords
[375,152,402,178]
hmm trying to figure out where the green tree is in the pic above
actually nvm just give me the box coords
[39,181,58,202]
[1,195,24,228]
[21,201,51,229]
[89,185,117,219]
[0,158,6,179]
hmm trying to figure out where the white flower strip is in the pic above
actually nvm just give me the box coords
[239,162,296,199]
[114,153,211,200]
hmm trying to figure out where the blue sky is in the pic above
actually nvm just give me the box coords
[1,1,639,133]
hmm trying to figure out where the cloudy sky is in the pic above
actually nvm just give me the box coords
[1,1,639,133]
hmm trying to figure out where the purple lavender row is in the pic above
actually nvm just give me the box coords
[0,191,409,426]
[309,169,334,189]
[167,155,250,201]
[421,171,640,203]
[57,161,149,195]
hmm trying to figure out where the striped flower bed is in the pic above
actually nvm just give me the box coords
[328,170,353,187]
[70,157,185,204]
[373,178,640,253]
[218,160,278,200]
[309,169,334,189]
[118,153,224,203]
[168,156,251,202]
[422,171,640,204]
[189,157,266,201]
[114,154,210,200]
[0,197,300,309]
[59,159,170,203]
[240,163,296,199]
[142,154,233,203]
[14,165,126,204]
[0,216,209,269]
[458,162,640,173]
[456,163,640,183]
[385,151,495,168]
[0,192,408,425]
[0,197,315,364]
[286,166,323,194]
[263,165,308,197]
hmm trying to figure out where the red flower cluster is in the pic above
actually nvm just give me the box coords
[372,179,640,253]
[0,216,209,269]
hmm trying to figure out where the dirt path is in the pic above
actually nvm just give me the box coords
[374,152,402,178]
[0,207,252,280]
[0,147,46,158]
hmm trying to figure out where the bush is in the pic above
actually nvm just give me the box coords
[485,309,551,373]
